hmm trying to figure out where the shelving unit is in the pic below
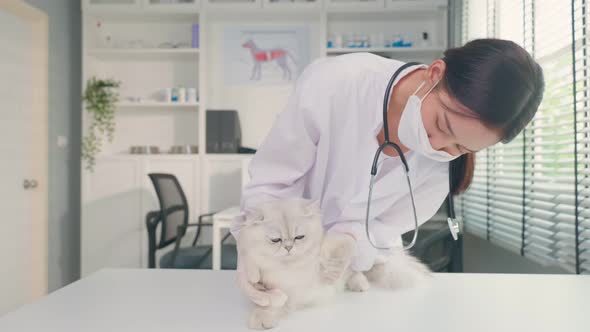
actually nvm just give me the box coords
[116,101,200,108]
[81,0,449,276]
[326,47,444,54]
[88,48,200,60]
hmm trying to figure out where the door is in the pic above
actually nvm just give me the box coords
[0,0,48,316]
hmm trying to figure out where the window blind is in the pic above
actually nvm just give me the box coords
[460,0,589,274]
[573,0,590,273]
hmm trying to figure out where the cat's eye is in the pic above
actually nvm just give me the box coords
[270,238,282,243]
[294,235,305,240]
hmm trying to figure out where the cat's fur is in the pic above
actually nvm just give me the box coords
[238,198,431,329]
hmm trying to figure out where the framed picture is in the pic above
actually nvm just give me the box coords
[223,25,310,86]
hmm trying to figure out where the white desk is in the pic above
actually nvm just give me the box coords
[211,206,240,270]
[1,269,589,332]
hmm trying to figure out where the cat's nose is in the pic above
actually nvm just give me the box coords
[285,245,293,252]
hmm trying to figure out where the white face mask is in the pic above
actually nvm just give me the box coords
[398,80,461,162]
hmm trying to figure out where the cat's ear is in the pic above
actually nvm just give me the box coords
[303,199,321,216]
[244,206,264,225]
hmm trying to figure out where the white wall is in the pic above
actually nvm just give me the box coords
[24,0,82,292]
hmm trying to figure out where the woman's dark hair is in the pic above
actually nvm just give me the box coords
[443,39,545,195]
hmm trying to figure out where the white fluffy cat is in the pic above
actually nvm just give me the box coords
[237,198,431,330]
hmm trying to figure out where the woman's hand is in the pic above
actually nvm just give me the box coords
[320,232,356,284]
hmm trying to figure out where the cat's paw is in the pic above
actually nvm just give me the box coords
[365,250,432,290]
[346,271,370,292]
[248,307,280,330]
[267,288,288,308]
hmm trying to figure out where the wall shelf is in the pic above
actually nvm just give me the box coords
[88,48,200,61]
[326,46,444,54]
[117,101,200,109]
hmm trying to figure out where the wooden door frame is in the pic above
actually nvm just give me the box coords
[0,0,49,299]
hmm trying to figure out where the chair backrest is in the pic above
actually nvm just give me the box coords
[148,173,189,247]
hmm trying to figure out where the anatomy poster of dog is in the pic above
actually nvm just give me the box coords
[223,26,310,86]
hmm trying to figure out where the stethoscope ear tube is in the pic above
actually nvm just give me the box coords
[366,61,460,252]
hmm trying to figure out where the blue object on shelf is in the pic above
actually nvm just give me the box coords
[327,41,333,48]
[192,24,199,48]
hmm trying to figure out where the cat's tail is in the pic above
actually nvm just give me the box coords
[364,249,432,290]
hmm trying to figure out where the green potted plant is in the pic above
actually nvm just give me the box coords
[82,77,121,171]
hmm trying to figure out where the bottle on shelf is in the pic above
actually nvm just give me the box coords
[187,88,197,103]
[334,34,343,48]
[421,32,431,47]
[178,87,187,103]
[164,88,172,103]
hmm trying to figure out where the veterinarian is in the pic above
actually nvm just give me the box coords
[232,39,545,305]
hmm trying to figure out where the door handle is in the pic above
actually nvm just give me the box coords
[23,179,39,189]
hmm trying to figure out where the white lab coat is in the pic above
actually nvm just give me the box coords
[231,53,450,271]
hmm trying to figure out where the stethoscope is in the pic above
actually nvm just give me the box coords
[365,62,460,251]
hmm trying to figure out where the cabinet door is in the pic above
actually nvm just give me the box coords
[261,0,320,9]
[325,0,385,9]
[142,0,201,13]
[141,157,200,267]
[385,0,448,10]
[82,0,142,12]
[204,0,262,9]
[81,157,143,277]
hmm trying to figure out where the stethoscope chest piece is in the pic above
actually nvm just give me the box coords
[447,217,460,241]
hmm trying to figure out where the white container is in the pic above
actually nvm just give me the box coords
[164,88,172,103]
[187,88,197,103]
[178,87,186,104]
[334,34,343,48]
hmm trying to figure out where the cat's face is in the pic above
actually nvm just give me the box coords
[240,199,323,261]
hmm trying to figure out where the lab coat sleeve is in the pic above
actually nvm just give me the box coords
[230,60,327,237]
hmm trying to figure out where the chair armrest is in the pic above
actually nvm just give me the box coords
[190,211,219,246]
[198,212,216,223]
[145,211,161,269]
[186,222,213,227]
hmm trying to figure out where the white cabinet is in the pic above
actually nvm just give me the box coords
[83,0,201,13]
[385,0,447,10]
[82,156,202,275]
[83,0,142,11]
[262,0,321,9]
[325,0,385,10]
[204,0,262,9]
[143,0,201,13]
[81,157,143,277]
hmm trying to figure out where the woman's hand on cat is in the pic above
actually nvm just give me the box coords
[320,232,356,284]
[237,254,288,308]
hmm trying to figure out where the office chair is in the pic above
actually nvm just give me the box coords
[146,173,237,269]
